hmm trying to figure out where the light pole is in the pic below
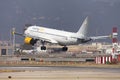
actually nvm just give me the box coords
[12,28,16,55]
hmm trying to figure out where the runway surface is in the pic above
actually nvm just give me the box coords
[0,66,120,80]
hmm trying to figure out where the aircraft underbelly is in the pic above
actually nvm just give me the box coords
[33,31,79,45]
[56,37,78,46]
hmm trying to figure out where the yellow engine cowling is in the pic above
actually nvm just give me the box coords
[24,37,38,45]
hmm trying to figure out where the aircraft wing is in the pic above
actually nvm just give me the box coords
[30,35,58,44]
[12,30,25,37]
[90,35,110,40]
[14,32,24,36]
[12,30,58,44]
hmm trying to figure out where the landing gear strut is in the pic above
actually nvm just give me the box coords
[62,46,68,51]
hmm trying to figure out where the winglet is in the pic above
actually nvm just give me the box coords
[11,28,15,36]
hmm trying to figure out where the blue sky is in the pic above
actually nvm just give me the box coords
[0,0,120,43]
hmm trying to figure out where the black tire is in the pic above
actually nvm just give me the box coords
[41,46,46,50]
[62,46,68,51]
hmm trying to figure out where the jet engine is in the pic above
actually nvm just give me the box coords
[24,37,38,45]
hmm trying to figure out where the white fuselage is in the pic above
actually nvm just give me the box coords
[18,17,108,49]
[25,26,84,46]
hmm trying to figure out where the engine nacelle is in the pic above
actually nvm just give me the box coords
[24,37,38,45]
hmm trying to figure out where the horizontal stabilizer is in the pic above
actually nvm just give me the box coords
[90,35,110,40]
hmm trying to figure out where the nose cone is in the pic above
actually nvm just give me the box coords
[24,30,28,35]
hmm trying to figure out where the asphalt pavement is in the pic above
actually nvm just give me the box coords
[0,66,120,80]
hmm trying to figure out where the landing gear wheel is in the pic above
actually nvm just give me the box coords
[62,46,68,51]
[41,46,46,50]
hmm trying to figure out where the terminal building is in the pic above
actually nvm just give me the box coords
[0,41,13,56]
[0,41,20,56]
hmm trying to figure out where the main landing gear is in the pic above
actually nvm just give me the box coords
[62,46,68,51]
[41,46,68,51]
[40,40,68,51]
[41,46,46,50]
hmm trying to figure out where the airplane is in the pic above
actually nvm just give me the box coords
[13,17,109,51]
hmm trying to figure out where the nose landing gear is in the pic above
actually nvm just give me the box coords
[41,46,46,50]
[41,40,47,50]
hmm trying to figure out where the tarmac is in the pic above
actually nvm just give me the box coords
[0,66,120,80]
